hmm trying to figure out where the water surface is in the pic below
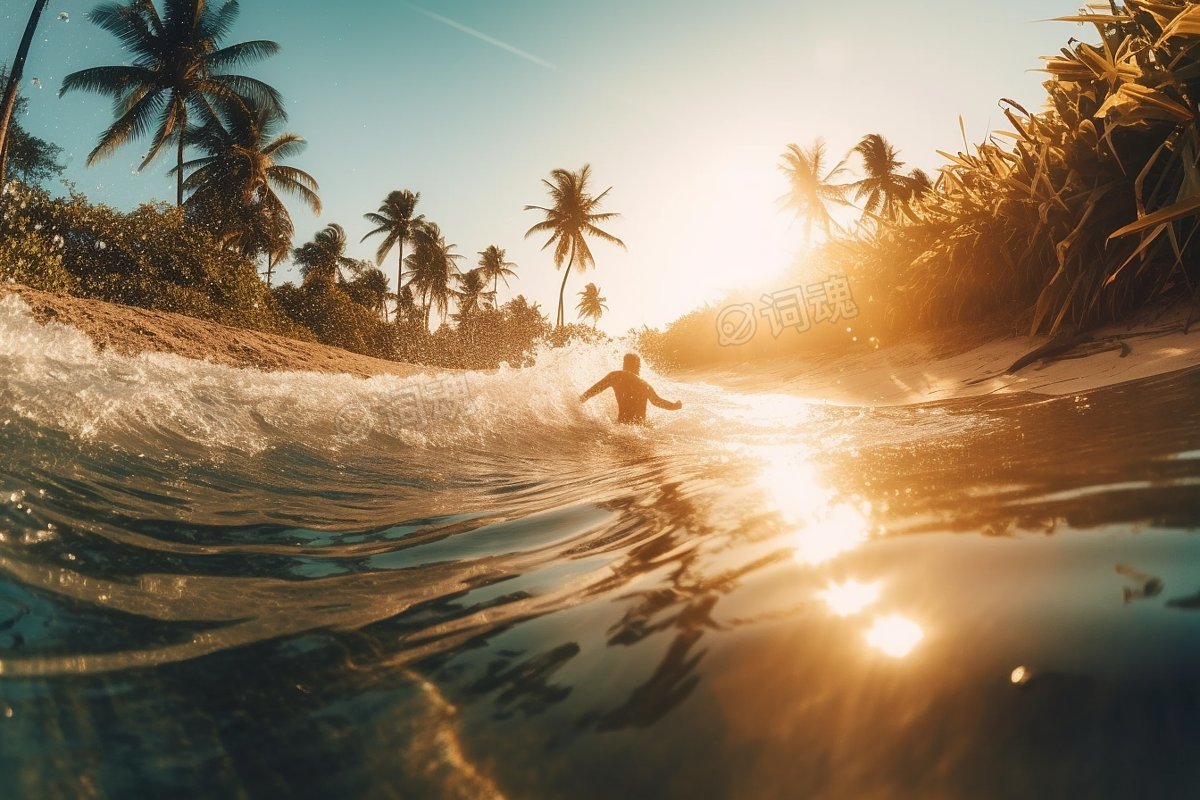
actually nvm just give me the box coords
[2,295,1198,798]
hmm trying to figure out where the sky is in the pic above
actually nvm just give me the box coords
[3,0,1080,333]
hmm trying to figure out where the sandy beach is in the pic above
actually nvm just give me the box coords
[679,308,1200,405]
[2,283,424,380]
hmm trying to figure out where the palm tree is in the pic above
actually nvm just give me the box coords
[361,189,424,301]
[851,133,914,221]
[294,223,354,288]
[60,0,283,206]
[906,168,934,203]
[453,268,495,322]
[0,0,50,184]
[394,284,418,324]
[177,95,319,261]
[344,261,391,319]
[576,282,607,328]
[477,245,517,300]
[779,139,852,242]
[524,164,625,327]
[404,221,464,328]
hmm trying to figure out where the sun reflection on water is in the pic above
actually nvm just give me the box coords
[753,449,873,566]
[864,614,924,658]
[818,579,882,617]
[750,445,924,660]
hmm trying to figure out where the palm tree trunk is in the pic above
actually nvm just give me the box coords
[556,240,576,328]
[0,0,50,185]
[397,239,404,311]
[176,103,187,207]
[265,252,275,287]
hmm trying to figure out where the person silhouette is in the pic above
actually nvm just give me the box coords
[580,353,682,424]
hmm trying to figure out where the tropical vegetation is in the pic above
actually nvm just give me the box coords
[524,164,625,327]
[576,282,607,328]
[11,0,1199,375]
[59,0,284,206]
[649,2,1200,367]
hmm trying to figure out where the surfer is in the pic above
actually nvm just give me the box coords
[580,353,682,424]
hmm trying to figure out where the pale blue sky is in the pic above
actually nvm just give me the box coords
[3,1,1081,331]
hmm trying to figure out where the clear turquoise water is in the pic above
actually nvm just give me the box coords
[2,294,1199,798]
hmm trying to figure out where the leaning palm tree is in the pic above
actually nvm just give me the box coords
[177,95,319,260]
[524,164,625,327]
[362,189,424,298]
[576,282,607,328]
[60,0,283,206]
[294,223,355,288]
[851,133,914,221]
[476,244,518,300]
[404,221,464,328]
[779,139,852,242]
[0,0,50,183]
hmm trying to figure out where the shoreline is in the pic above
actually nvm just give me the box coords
[1,284,424,379]
[673,306,1199,405]
[5,284,1198,403]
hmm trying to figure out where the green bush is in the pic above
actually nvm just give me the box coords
[4,183,295,335]
[0,182,76,292]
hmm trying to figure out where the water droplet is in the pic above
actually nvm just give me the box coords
[58,11,70,22]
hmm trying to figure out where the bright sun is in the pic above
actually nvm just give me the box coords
[668,153,806,306]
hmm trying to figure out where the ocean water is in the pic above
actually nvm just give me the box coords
[2,292,1199,799]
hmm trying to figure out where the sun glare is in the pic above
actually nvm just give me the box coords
[676,155,802,298]
[865,615,924,658]
[819,579,882,618]
[752,448,873,566]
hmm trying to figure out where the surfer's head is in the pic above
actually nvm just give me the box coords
[623,353,641,375]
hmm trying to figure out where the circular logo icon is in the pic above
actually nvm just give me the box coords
[716,303,757,347]
[333,402,373,441]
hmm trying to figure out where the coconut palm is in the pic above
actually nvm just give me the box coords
[394,284,418,324]
[779,139,852,242]
[344,261,391,319]
[477,245,518,300]
[404,221,464,328]
[851,133,917,221]
[177,95,319,262]
[453,268,495,322]
[576,282,607,328]
[362,189,424,301]
[0,0,50,183]
[294,223,355,288]
[60,0,283,206]
[524,164,625,327]
[251,203,292,286]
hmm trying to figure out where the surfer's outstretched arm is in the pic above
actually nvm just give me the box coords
[580,373,614,403]
[647,386,683,411]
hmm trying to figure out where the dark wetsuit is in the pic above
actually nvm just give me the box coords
[580,370,682,424]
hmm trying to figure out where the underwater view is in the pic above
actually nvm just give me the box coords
[3,296,1199,798]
